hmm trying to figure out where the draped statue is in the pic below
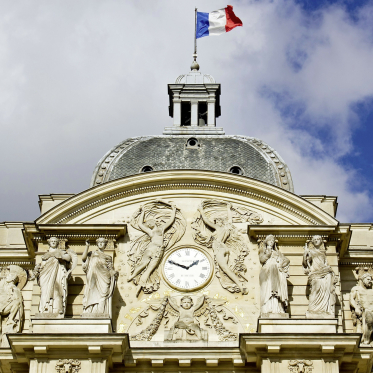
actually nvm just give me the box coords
[128,200,186,296]
[33,237,77,317]
[259,235,290,317]
[82,238,118,317]
[0,265,27,345]
[302,235,337,318]
[192,200,261,294]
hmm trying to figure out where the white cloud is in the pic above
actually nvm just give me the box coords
[0,0,372,222]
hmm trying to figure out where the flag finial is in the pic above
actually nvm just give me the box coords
[191,53,199,71]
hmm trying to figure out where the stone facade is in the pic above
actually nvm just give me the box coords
[0,66,372,373]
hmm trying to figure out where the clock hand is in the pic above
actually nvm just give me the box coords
[187,260,199,269]
[168,260,189,270]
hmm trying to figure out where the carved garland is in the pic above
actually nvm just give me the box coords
[53,183,320,225]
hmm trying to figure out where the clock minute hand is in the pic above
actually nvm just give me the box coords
[188,260,199,269]
[168,260,189,270]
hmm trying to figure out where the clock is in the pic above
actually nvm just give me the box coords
[163,247,213,291]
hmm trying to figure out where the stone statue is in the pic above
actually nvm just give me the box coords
[349,267,373,345]
[259,234,290,317]
[0,265,27,345]
[82,238,118,317]
[302,235,336,318]
[165,295,207,341]
[192,200,259,294]
[128,200,186,296]
[33,237,77,317]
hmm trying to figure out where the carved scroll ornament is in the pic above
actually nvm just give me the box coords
[55,359,81,373]
[288,360,313,373]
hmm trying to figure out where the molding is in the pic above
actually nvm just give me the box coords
[35,171,338,226]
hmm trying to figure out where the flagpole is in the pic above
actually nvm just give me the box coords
[194,7,197,62]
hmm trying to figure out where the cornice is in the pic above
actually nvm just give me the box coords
[36,170,338,226]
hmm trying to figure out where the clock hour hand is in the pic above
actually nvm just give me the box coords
[168,260,189,270]
[187,260,199,269]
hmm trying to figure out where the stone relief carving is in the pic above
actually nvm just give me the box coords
[288,360,313,373]
[192,200,262,294]
[55,359,81,373]
[350,267,373,345]
[302,235,337,319]
[0,265,27,346]
[33,237,77,317]
[128,200,186,296]
[165,295,207,341]
[258,235,290,317]
[130,296,238,342]
[82,238,118,318]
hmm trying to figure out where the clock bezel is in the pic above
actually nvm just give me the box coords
[161,246,214,292]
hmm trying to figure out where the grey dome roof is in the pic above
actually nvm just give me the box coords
[90,135,294,192]
[175,71,216,84]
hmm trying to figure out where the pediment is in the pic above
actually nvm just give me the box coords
[36,170,338,226]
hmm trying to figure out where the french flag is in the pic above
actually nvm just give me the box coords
[196,5,242,39]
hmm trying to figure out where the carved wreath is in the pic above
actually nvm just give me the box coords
[55,359,81,373]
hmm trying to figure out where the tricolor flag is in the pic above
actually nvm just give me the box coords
[196,5,242,39]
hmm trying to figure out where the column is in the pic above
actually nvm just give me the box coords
[191,100,198,126]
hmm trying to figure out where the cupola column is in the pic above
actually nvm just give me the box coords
[191,100,199,126]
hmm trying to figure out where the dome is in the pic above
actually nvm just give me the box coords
[175,71,216,84]
[90,135,294,192]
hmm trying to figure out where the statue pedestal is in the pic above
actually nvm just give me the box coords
[31,318,112,333]
[257,318,338,333]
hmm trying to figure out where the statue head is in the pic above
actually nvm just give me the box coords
[47,237,60,249]
[180,296,193,310]
[96,237,108,250]
[361,272,373,289]
[311,235,323,248]
[145,219,160,229]
[264,234,275,249]
[6,272,19,285]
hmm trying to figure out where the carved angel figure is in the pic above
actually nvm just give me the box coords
[192,200,255,294]
[259,235,290,317]
[128,200,186,296]
[0,265,27,345]
[350,267,373,345]
[302,235,337,318]
[82,238,118,317]
[165,295,207,341]
[131,295,238,342]
[33,237,77,317]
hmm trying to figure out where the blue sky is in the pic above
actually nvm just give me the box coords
[1,0,373,222]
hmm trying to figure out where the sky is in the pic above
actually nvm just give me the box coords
[1,0,373,223]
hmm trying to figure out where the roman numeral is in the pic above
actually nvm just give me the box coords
[185,281,189,287]
[177,252,181,257]
[202,267,207,270]
[185,249,190,256]
[200,259,206,262]
[199,273,205,278]
[176,279,181,285]
[169,273,175,278]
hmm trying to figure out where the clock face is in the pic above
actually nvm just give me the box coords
[163,248,212,291]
